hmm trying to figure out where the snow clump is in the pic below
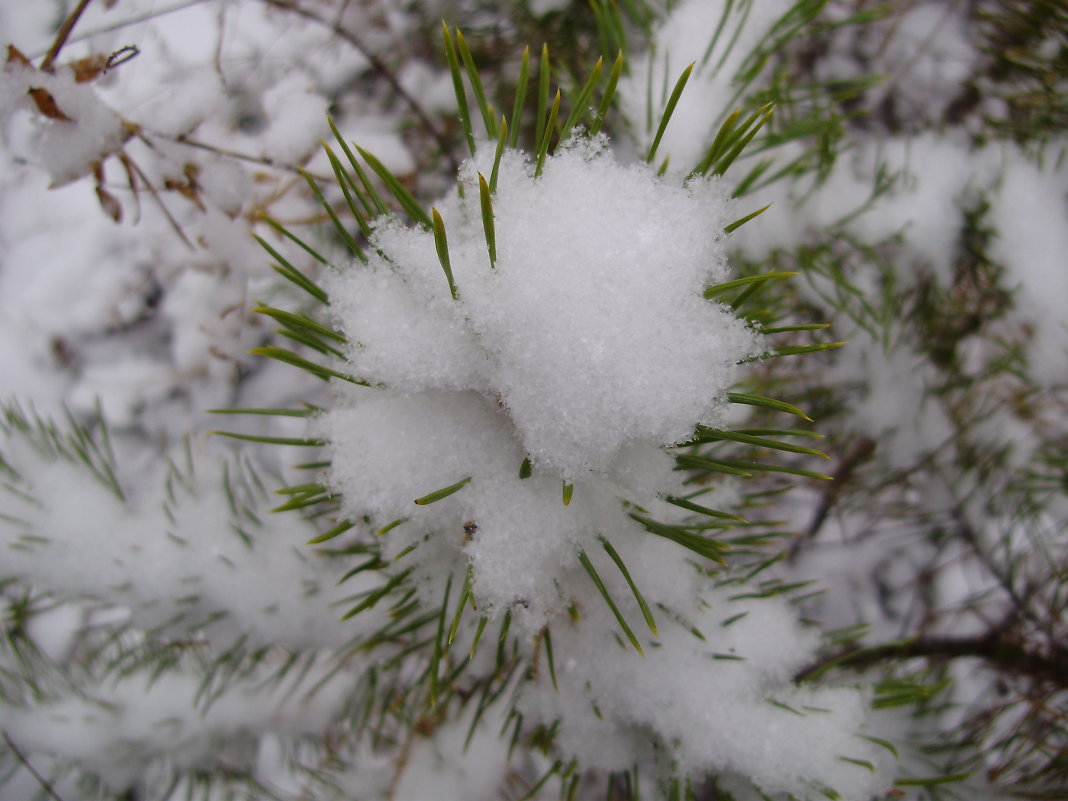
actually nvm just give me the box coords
[316,139,892,797]
[325,137,761,476]
[321,139,762,625]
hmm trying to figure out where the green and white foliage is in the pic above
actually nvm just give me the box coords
[233,15,901,800]
[2,1,1066,800]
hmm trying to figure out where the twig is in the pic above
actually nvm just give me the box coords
[789,435,875,560]
[172,135,331,180]
[58,0,213,50]
[40,0,95,72]
[123,145,197,252]
[2,731,68,801]
[257,0,459,172]
[795,633,1068,688]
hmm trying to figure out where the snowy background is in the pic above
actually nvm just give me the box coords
[1,1,1066,800]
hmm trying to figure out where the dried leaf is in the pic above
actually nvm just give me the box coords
[70,54,108,83]
[28,87,73,121]
[164,173,205,210]
[95,185,122,223]
[7,45,32,67]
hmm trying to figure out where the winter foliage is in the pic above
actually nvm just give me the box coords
[1,1,1066,800]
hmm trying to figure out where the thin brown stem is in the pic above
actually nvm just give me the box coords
[40,0,95,72]
[171,134,331,180]
[124,144,196,252]
[2,731,68,801]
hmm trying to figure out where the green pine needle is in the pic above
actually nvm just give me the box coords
[490,117,508,192]
[299,169,362,257]
[690,427,829,458]
[211,431,326,448]
[629,513,730,565]
[355,145,432,228]
[478,173,496,268]
[577,549,644,655]
[442,22,476,156]
[600,536,658,636]
[536,43,550,149]
[509,47,530,149]
[704,270,797,301]
[590,51,624,137]
[725,202,772,234]
[646,62,695,164]
[535,88,561,177]
[248,346,363,385]
[456,30,498,141]
[447,568,473,646]
[252,305,346,344]
[665,495,748,522]
[432,208,460,299]
[307,519,357,545]
[727,392,813,422]
[252,233,329,304]
[560,56,604,141]
[414,476,471,505]
[258,214,329,264]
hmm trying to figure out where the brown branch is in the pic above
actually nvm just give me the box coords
[40,0,95,72]
[796,633,1068,688]
[788,435,875,561]
[58,0,213,50]
[2,731,68,801]
[258,0,459,172]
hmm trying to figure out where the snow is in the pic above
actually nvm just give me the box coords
[988,152,1068,384]
[327,139,761,480]
[0,425,369,652]
[0,60,130,186]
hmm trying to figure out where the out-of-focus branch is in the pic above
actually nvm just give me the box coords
[796,633,1068,688]
[40,0,95,72]
[788,435,876,560]
[2,731,68,801]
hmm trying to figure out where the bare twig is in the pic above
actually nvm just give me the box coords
[257,0,459,172]
[171,135,331,180]
[123,144,197,251]
[58,0,214,50]
[2,731,68,801]
[40,0,95,72]
[788,435,876,560]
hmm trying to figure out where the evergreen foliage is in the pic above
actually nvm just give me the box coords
[0,1,1065,800]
